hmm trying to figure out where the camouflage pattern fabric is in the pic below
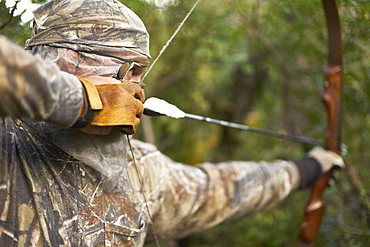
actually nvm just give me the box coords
[26,0,150,78]
[0,0,301,245]
[25,0,150,59]
[0,34,300,246]
[0,36,83,128]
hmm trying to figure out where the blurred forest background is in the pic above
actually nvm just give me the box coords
[1,0,369,246]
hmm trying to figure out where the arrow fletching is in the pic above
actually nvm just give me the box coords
[144,97,186,119]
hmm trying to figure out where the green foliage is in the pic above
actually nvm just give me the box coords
[3,0,369,246]
[0,0,32,45]
[134,0,369,246]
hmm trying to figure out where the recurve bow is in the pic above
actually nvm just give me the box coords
[298,0,343,245]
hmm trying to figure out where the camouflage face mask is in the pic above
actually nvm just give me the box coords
[25,0,151,63]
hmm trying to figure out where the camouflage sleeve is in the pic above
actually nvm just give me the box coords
[128,139,300,242]
[0,35,84,127]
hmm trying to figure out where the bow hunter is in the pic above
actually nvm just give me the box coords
[0,0,344,246]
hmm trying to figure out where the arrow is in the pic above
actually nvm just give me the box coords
[143,97,345,148]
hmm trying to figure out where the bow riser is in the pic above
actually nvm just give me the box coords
[323,66,343,153]
[299,0,343,245]
[299,66,343,244]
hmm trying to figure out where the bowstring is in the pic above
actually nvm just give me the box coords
[126,134,160,246]
[141,0,203,82]
[130,1,203,245]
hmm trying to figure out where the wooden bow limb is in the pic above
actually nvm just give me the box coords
[298,0,343,245]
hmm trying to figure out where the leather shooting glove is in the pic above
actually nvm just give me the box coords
[295,146,345,189]
[307,146,345,172]
[74,77,145,135]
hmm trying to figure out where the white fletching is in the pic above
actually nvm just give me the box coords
[144,97,186,119]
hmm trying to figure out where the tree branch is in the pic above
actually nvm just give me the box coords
[0,0,20,30]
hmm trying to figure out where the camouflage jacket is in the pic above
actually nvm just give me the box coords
[0,36,300,246]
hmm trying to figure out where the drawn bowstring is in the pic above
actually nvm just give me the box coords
[128,1,203,246]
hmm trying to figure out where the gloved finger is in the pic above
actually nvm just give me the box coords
[117,117,141,135]
[89,84,144,134]
[327,177,335,188]
[331,169,340,179]
[120,80,145,103]
[328,170,338,187]
[308,146,345,173]
[332,163,345,172]
[326,169,341,187]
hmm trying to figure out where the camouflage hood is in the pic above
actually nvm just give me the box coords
[25,0,150,59]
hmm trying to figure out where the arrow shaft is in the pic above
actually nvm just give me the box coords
[184,113,325,146]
